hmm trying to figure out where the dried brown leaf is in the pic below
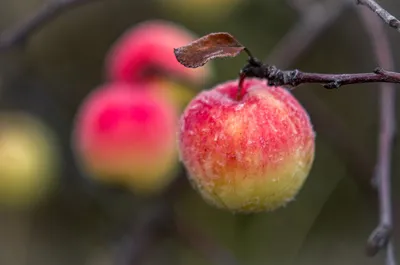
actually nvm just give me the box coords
[173,32,245,68]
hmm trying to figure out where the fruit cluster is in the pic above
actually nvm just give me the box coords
[72,20,212,195]
[73,19,316,213]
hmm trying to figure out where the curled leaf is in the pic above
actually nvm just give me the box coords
[174,32,246,68]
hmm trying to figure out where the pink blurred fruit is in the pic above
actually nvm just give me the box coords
[105,20,212,86]
[72,82,179,195]
[178,78,315,213]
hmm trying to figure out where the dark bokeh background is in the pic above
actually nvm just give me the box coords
[0,0,400,264]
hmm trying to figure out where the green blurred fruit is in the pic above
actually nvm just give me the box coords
[0,112,60,209]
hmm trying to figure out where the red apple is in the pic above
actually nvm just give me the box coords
[0,112,60,209]
[105,20,212,86]
[178,78,315,213]
[72,82,179,195]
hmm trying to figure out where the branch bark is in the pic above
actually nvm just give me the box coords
[241,59,400,89]
[357,0,400,33]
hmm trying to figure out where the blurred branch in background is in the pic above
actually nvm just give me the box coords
[357,0,400,33]
[357,8,397,264]
[267,0,353,68]
[117,174,186,265]
[116,200,173,265]
[287,0,313,14]
[0,0,101,52]
[266,0,375,193]
[117,171,240,265]
[175,217,238,265]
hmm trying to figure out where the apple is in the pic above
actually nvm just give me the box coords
[0,112,60,208]
[178,78,315,213]
[72,82,179,195]
[105,20,212,87]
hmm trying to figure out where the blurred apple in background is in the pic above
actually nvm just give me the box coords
[144,78,199,111]
[155,0,243,21]
[104,19,213,109]
[72,82,180,195]
[0,111,60,209]
[105,19,212,85]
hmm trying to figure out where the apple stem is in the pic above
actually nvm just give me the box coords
[243,48,254,60]
[236,72,247,101]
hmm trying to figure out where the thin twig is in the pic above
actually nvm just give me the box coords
[0,0,101,52]
[241,58,400,89]
[357,0,400,33]
[267,0,353,68]
[357,7,397,263]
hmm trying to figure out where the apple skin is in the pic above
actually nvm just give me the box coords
[105,20,212,86]
[178,78,315,213]
[72,82,179,195]
[0,112,60,209]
